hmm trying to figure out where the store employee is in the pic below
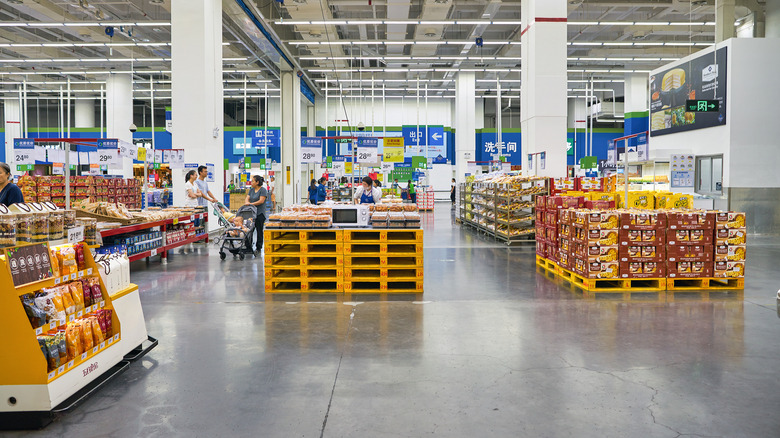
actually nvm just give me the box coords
[0,163,24,206]
[354,176,382,204]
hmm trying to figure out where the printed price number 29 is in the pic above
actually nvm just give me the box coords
[99,154,111,162]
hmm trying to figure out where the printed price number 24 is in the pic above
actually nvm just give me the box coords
[15,154,30,162]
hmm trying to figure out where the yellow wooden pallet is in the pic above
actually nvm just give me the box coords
[557,266,666,292]
[265,242,344,255]
[264,229,343,242]
[344,255,424,267]
[344,267,423,281]
[266,267,344,281]
[344,279,424,294]
[666,277,744,290]
[535,255,558,273]
[343,242,423,255]
[343,229,423,243]
[265,280,344,293]
[264,254,344,267]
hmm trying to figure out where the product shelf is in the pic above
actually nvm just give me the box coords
[99,212,207,238]
[127,232,208,262]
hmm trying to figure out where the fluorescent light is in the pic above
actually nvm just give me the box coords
[0,21,170,27]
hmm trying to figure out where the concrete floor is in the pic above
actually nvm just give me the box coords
[7,204,780,437]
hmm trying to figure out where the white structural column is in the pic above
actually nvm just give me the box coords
[106,73,133,177]
[4,98,22,168]
[716,0,736,42]
[171,0,224,211]
[454,72,476,182]
[306,102,317,182]
[520,0,567,177]
[279,69,301,207]
[767,0,780,38]
[74,99,95,129]
[623,73,649,145]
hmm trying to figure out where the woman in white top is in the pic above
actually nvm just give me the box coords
[184,169,202,207]
[353,176,382,204]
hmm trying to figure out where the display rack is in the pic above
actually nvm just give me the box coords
[264,228,424,294]
[458,178,548,244]
[0,242,151,429]
[100,211,208,263]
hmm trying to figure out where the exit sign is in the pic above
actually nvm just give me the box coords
[335,138,352,144]
[686,100,720,112]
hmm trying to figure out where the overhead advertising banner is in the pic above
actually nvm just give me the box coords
[356,138,379,165]
[168,149,185,168]
[300,137,323,163]
[650,46,727,136]
[401,126,445,146]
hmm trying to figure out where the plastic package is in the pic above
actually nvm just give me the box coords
[76,218,97,245]
[15,213,32,243]
[59,246,78,275]
[33,293,58,324]
[65,323,82,359]
[21,294,47,328]
[69,282,85,312]
[56,331,67,363]
[100,309,113,338]
[80,320,94,350]
[0,214,16,248]
[60,285,75,317]
[44,336,60,371]
[31,212,49,243]
[88,277,104,303]
[74,243,86,271]
[63,209,77,229]
[50,249,61,278]
[48,210,64,240]
[90,317,104,344]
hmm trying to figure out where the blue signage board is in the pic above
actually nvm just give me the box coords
[13,139,34,149]
[357,137,378,147]
[96,139,118,150]
[302,137,322,147]
[394,163,412,168]
[432,154,447,164]
[251,129,280,148]
[401,126,445,146]
[428,127,444,145]
[233,137,262,155]
[331,155,346,162]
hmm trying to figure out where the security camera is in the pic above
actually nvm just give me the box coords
[129,123,137,133]
[358,122,365,131]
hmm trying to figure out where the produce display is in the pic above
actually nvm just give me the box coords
[536,192,747,282]
[16,175,141,209]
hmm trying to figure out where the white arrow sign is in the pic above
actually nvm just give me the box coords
[431,132,442,141]
[627,146,636,153]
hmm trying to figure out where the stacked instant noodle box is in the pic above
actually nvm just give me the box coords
[536,193,747,280]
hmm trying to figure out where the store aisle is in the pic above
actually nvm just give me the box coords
[9,204,780,437]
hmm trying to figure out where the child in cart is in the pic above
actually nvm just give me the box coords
[229,216,250,237]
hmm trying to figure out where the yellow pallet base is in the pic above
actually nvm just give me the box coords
[265,243,344,255]
[264,230,343,242]
[265,280,344,293]
[264,255,344,267]
[345,267,423,281]
[343,229,423,243]
[344,242,423,255]
[344,255,424,267]
[266,267,344,281]
[535,255,558,273]
[666,277,744,290]
[344,280,424,293]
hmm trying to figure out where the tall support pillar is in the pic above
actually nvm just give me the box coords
[280,69,301,207]
[307,102,317,182]
[520,0,568,177]
[74,99,96,129]
[455,72,475,182]
[171,0,224,216]
[106,73,133,177]
[3,98,22,166]
[767,0,780,38]
[623,73,649,144]
[716,0,736,42]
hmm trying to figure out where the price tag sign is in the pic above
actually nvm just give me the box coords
[168,149,185,169]
[35,327,43,335]
[48,371,56,380]
[300,137,323,163]
[68,360,74,369]
[77,310,83,318]
[357,138,379,164]
[92,346,99,354]
[13,138,35,165]
[100,341,106,349]
[69,315,75,323]
[52,163,65,175]
[118,140,133,158]
[54,277,61,285]
[81,352,88,360]
[100,301,105,308]
[137,146,147,162]
[173,218,179,225]
[190,215,195,221]
[87,268,93,275]
[150,249,158,257]
[113,334,120,342]
[49,321,57,330]
[383,146,405,163]
[58,365,65,374]
[70,273,77,281]
[107,337,113,345]
[62,275,69,283]
[78,270,84,278]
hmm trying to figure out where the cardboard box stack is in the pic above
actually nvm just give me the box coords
[619,211,668,279]
[666,211,715,278]
[713,212,747,278]
[535,195,547,258]
[550,177,577,195]
[570,210,620,279]
[545,195,586,264]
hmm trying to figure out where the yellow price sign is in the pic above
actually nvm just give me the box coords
[345,162,353,173]
[137,146,147,161]
[383,147,405,162]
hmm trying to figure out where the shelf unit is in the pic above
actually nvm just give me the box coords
[458,177,548,245]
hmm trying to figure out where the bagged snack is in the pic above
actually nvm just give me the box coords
[21,294,47,328]
[88,277,103,303]
[44,335,60,371]
[74,243,86,271]
[37,336,49,364]
[60,285,75,316]
[50,249,61,278]
[80,319,94,350]
[65,323,82,359]
[79,281,92,308]
[90,317,104,344]
[60,246,77,275]
[101,309,113,338]
[44,289,67,323]
[33,293,58,324]
[69,282,85,312]
[56,331,67,363]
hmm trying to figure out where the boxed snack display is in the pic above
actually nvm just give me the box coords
[574,244,619,263]
[668,261,714,278]
[578,177,603,192]
[715,211,746,229]
[550,178,577,195]
[572,210,619,229]
[714,244,746,262]
[714,261,745,278]
[620,261,667,279]
[574,259,619,279]
[619,210,668,229]
[667,244,714,262]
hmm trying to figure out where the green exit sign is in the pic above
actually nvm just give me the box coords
[686,100,720,112]
[335,138,352,144]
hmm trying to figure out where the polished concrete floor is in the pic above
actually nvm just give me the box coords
[8,204,780,437]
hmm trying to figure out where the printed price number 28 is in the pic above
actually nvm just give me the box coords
[359,153,371,160]
[302,152,316,160]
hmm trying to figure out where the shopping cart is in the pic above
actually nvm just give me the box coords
[211,202,256,260]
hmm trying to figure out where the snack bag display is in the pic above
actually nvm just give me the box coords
[60,246,77,275]
[69,282,85,313]
[56,331,67,363]
[50,249,61,278]
[44,335,60,371]
[87,277,104,303]
[102,309,113,338]
[37,336,49,364]
[60,285,75,316]
[43,288,66,322]
[74,243,86,271]
[33,293,58,324]
[21,294,47,328]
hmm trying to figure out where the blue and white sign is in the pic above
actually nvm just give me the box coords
[252,129,280,148]
[96,138,121,167]
[300,137,323,163]
[13,138,35,165]
[637,133,649,161]
[233,137,261,155]
[432,155,447,164]
[401,126,445,146]
[206,163,215,183]
[394,162,412,168]
[428,127,444,145]
[607,140,617,165]
[184,163,199,169]
[96,139,118,150]
[356,138,379,164]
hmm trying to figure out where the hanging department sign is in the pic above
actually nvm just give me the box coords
[356,138,379,164]
[96,139,121,168]
[300,137,323,163]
